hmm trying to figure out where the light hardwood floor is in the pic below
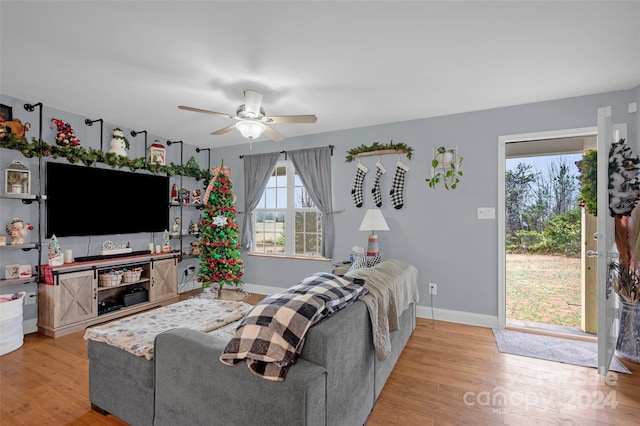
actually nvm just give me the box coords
[1,294,639,425]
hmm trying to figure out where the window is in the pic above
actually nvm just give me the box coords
[253,160,322,256]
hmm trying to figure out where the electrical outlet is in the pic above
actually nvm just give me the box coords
[429,283,437,295]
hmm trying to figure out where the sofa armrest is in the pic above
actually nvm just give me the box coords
[154,328,327,426]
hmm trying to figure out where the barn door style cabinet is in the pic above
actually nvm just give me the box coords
[38,253,179,337]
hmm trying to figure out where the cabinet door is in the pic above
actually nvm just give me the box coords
[54,270,97,327]
[150,258,178,301]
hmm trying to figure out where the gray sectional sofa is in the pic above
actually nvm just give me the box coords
[87,260,417,426]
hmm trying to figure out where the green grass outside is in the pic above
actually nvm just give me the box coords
[506,253,581,327]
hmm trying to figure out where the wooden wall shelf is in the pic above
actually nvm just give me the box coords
[352,149,409,159]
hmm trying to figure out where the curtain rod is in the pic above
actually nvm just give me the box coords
[239,144,334,159]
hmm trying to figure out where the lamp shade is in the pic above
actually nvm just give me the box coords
[236,120,265,139]
[359,209,390,232]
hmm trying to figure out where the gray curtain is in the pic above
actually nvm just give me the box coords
[288,146,334,259]
[241,152,280,249]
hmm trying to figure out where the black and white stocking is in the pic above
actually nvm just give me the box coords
[389,161,409,209]
[371,162,386,207]
[351,163,368,208]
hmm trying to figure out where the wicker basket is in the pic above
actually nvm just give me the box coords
[122,269,143,283]
[99,272,123,287]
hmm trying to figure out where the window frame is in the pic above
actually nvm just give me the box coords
[252,160,323,258]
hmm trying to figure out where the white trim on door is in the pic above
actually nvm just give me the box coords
[497,126,598,329]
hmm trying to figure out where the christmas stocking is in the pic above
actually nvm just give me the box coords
[351,163,368,208]
[389,161,409,209]
[371,162,386,207]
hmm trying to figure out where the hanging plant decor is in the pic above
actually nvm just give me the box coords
[425,146,463,190]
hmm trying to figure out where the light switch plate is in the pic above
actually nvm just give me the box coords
[477,207,496,219]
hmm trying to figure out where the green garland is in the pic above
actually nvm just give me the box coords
[0,134,211,183]
[345,140,413,163]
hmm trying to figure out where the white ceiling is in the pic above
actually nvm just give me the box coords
[1,1,639,149]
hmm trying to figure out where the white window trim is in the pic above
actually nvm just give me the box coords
[252,160,324,258]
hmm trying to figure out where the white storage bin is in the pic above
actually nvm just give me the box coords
[0,292,25,356]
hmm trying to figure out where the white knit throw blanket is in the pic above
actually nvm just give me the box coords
[346,259,419,360]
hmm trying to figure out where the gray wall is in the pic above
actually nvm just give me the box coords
[2,88,639,330]
[216,88,639,319]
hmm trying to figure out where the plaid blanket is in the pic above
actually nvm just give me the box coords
[220,273,367,381]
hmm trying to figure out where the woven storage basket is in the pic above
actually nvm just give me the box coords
[122,269,142,283]
[99,272,123,287]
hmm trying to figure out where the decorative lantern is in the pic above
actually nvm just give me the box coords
[148,141,166,165]
[5,160,30,194]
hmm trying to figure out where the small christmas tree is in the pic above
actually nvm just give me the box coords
[197,163,243,289]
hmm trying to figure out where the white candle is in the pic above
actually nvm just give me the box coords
[155,245,161,253]
[149,243,154,253]
[64,250,73,263]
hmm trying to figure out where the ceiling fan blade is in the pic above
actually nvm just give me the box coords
[263,125,285,142]
[264,114,318,124]
[210,123,237,136]
[244,90,263,116]
[178,105,235,120]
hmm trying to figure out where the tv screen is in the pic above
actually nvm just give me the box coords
[46,162,169,237]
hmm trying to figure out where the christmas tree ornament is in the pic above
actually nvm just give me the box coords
[213,215,227,227]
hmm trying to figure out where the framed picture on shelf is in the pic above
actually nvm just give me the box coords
[0,104,13,121]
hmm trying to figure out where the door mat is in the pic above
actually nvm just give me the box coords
[492,328,631,374]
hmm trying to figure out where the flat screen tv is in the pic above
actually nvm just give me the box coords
[46,162,170,237]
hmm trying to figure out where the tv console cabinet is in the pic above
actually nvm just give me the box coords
[37,252,180,337]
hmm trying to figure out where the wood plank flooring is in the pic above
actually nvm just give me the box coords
[1,294,638,425]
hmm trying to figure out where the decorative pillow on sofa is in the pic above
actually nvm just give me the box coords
[288,272,367,320]
[346,253,367,274]
[366,255,381,267]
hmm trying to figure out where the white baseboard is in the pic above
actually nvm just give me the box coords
[240,283,283,297]
[415,305,498,329]
[23,318,38,334]
[240,283,499,329]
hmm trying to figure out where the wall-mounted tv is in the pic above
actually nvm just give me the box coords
[46,162,169,237]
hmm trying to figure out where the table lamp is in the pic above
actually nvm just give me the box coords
[358,209,390,257]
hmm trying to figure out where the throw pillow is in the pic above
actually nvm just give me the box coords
[347,253,367,274]
[366,255,381,267]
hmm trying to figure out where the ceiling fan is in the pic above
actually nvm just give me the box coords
[178,89,317,142]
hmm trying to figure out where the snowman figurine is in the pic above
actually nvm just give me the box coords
[108,127,129,157]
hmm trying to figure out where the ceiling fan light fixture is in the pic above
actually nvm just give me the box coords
[236,120,265,139]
